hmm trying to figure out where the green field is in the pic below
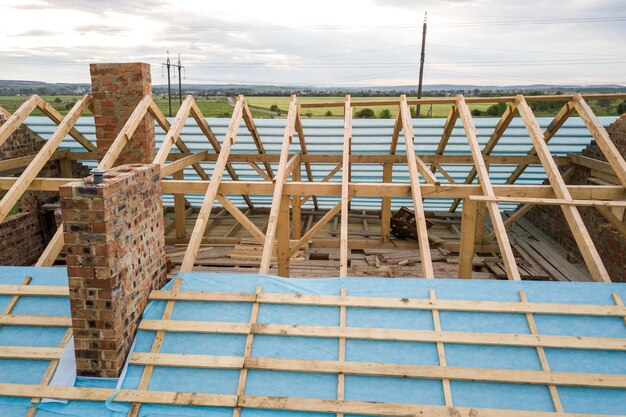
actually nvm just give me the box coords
[1,94,624,119]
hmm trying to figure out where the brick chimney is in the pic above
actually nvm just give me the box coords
[61,164,168,377]
[89,63,155,165]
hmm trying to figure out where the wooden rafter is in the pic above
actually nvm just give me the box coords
[456,95,521,280]
[242,101,274,179]
[295,112,319,210]
[399,95,434,278]
[517,97,609,282]
[259,95,298,274]
[450,97,521,212]
[0,95,92,223]
[180,97,245,272]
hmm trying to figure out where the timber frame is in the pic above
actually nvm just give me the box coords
[1,93,626,281]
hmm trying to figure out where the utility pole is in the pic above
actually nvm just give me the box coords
[162,52,185,117]
[162,51,172,117]
[416,11,427,118]
[177,54,184,106]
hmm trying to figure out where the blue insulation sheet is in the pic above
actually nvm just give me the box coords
[0,267,625,416]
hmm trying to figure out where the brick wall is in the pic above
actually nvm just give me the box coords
[90,63,155,165]
[526,114,626,282]
[0,114,90,265]
[61,164,168,377]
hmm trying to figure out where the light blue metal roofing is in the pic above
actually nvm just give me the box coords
[23,116,617,211]
[1,267,626,416]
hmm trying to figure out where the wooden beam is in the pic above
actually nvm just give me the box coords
[189,97,254,208]
[295,112,318,210]
[456,95,521,280]
[259,95,298,274]
[99,95,152,169]
[431,105,458,173]
[483,166,577,242]
[505,97,578,185]
[301,163,342,206]
[160,151,208,178]
[153,95,194,166]
[596,205,626,237]
[0,95,91,222]
[574,96,626,187]
[340,96,352,277]
[36,99,97,152]
[173,171,187,240]
[381,162,392,242]
[243,101,274,178]
[0,150,68,173]
[450,98,520,212]
[292,163,302,239]
[180,97,244,272]
[216,195,266,244]
[399,95,434,278]
[517,97,610,282]
[470,195,626,207]
[0,95,42,148]
[289,202,341,257]
[248,161,273,181]
[35,223,65,266]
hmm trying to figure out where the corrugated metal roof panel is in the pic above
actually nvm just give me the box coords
[23,116,617,210]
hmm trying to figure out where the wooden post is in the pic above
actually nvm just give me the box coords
[458,199,477,278]
[381,162,392,243]
[173,170,186,241]
[340,96,352,277]
[277,196,290,277]
[292,163,302,240]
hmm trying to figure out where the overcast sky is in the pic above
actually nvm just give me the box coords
[0,0,624,87]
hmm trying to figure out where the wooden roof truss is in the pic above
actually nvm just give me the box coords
[1,93,626,281]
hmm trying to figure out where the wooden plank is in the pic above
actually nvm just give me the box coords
[0,95,91,222]
[519,291,563,412]
[399,95,434,278]
[128,277,183,417]
[0,315,71,327]
[340,96,352,277]
[0,150,68,172]
[292,164,302,239]
[160,151,208,178]
[301,163,342,206]
[243,101,274,179]
[517,97,609,283]
[0,284,68,297]
[259,95,298,274]
[456,95,521,280]
[0,95,42,148]
[574,96,626,187]
[381,162,392,242]
[35,223,65,266]
[289,202,341,257]
[294,112,318,210]
[216,195,266,244]
[430,289,452,406]
[248,161,273,181]
[37,99,97,152]
[137,319,626,350]
[233,286,262,416]
[180,97,244,272]
[337,288,347,417]
[277,195,291,276]
[596,205,626,237]
[470,196,626,208]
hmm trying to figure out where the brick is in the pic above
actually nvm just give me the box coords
[64,163,168,377]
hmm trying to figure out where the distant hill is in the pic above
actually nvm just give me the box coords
[1,79,624,96]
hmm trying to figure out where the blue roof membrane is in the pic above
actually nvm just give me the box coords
[23,115,617,211]
[0,267,625,416]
